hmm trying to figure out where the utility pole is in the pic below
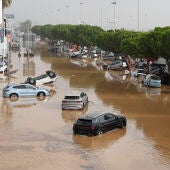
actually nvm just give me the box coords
[111,2,116,31]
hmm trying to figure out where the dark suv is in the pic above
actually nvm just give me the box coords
[73,112,126,136]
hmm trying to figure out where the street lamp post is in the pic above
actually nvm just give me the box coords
[80,2,83,24]
[137,0,140,30]
[66,5,69,24]
[111,2,116,31]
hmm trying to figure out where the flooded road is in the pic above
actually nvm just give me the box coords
[0,48,170,170]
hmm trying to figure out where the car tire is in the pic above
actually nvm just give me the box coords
[46,71,56,78]
[73,130,77,135]
[96,129,103,136]
[9,93,19,101]
[4,68,7,73]
[119,121,124,128]
[27,77,36,85]
[37,92,45,101]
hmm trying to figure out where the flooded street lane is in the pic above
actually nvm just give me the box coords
[0,50,170,170]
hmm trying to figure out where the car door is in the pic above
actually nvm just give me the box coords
[25,84,37,96]
[97,115,108,132]
[104,113,118,131]
[15,85,27,96]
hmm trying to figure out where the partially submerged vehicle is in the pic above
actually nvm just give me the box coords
[2,83,50,101]
[24,70,57,85]
[131,68,147,77]
[150,63,169,85]
[143,74,161,88]
[108,59,127,70]
[62,91,88,110]
[73,112,126,136]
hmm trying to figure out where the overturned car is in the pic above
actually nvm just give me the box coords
[24,70,57,85]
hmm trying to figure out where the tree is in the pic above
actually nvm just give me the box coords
[2,0,12,9]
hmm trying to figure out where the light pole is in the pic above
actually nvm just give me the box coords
[57,9,61,24]
[80,2,83,24]
[66,5,69,24]
[111,2,116,31]
[137,0,140,30]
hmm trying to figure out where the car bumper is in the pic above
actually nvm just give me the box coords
[62,104,83,110]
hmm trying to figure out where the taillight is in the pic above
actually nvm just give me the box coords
[76,125,96,130]
[86,126,96,130]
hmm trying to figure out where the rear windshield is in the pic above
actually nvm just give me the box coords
[77,119,92,125]
[151,76,160,80]
[64,96,80,99]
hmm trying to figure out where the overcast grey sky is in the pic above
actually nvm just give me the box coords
[4,0,170,31]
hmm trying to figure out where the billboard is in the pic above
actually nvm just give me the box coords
[4,14,15,19]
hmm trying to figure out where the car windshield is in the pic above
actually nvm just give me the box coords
[64,96,80,100]
[77,119,92,125]
[151,76,160,80]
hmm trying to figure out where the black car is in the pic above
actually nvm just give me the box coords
[73,112,126,136]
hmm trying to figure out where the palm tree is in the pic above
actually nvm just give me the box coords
[2,0,12,9]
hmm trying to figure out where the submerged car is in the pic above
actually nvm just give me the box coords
[131,68,147,77]
[62,91,88,110]
[73,112,126,136]
[143,74,161,88]
[24,70,57,85]
[2,84,50,101]
[108,60,127,70]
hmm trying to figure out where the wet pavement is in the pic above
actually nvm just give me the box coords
[0,49,170,170]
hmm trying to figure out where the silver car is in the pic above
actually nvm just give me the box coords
[108,60,127,70]
[2,84,50,101]
[62,91,88,110]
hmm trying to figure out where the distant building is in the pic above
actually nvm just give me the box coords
[23,33,36,49]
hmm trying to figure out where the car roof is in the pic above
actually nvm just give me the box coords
[80,112,106,120]
[7,84,34,87]
[65,91,83,96]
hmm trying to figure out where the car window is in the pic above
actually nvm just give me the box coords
[77,119,92,125]
[14,85,26,89]
[104,113,116,120]
[64,96,80,99]
[26,85,35,89]
[97,115,105,122]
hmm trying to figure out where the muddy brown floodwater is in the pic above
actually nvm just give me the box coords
[0,48,170,170]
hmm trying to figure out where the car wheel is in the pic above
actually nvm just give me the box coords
[46,71,56,78]
[96,129,103,136]
[119,66,123,70]
[123,120,126,127]
[28,78,36,85]
[4,68,8,73]
[37,92,45,101]
[9,93,19,101]
[119,121,124,128]
[73,130,77,135]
